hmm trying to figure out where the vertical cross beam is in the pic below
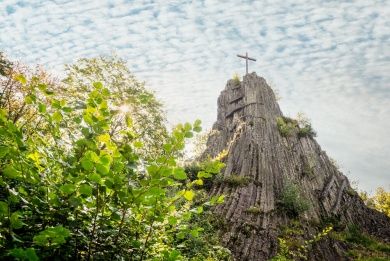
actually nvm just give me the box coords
[237,52,256,75]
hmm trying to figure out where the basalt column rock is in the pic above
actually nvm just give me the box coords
[203,73,390,261]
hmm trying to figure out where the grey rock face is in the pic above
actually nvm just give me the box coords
[203,73,390,260]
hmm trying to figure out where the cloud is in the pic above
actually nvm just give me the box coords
[0,0,389,191]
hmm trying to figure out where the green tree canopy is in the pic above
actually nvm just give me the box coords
[62,56,168,158]
[0,71,227,260]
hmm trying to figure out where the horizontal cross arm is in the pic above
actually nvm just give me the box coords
[237,54,256,61]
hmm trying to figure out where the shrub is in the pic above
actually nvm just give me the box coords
[175,211,233,260]
[184,158,225,191]
[223,175,250,187]
[298,124,317,138]
[232,73,240,85]
[279,181,310,217]
[335,225,390,260]
[272,225,333,261]
[276,117,297,137]
[0,73,225,260]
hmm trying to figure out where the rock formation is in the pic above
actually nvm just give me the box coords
[203,73,390,260]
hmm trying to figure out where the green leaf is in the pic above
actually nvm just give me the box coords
[97,133,110,143]
[0,201,9,216]
[60,184,75,195]
[194,179,203,186]
[24,95,34,104]
[14,74,27,85]
[83,113,93,125]
[184,122,192,131]
[99,154,111,166]
[81,157,94,171]
[183,190,195,201]
[163,144,172,153]
[193,126,202,132]
[173,168,187,180]
[93,82,103,89]
[217,195,225,204]
[193,119,202,132]
[168,216,177,225]
[88,173,102,183]
[10,212,24,229]
[184,131,193,138]
[197,171,212,179]
[0,146,10,158]
[133,141,143,148]
[33,226,71,247]
[38,103,46,113]
[79,184,92,196]
[3,165,22,179]
[52,111,63,123]
[8,248,39,261]
[190,228,202,238]
[96,163,109,175]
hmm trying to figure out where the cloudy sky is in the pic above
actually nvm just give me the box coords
[1,0,389,192]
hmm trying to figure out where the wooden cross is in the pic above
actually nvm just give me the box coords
[237,52,256,75]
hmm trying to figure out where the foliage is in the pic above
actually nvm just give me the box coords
[175,210,233,261]
[0,59,57,131]
[271,222,333,261]
[297,124,316,138]
[330,225,390,260]
[63,56,168,158]
[279,181,310,217]
[0,72,226,260]
[296,113,317,138]
[185,157,224,191]
[276,114,316,139]
[276,117,297,138]
[360,188,390,217]
[232,73,240,85]
[0,52,12,76]
[222,174,250,187]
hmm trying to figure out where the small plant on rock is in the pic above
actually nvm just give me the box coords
[223,174,250,187]
[232,73,240,85]
[276,117,298,137]
[279,180,310,217]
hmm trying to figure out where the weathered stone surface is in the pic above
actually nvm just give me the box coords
[203,73,390,261]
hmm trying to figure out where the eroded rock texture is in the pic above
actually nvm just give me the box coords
[203,73,390,260]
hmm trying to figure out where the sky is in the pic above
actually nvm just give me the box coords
[0,0,389,192]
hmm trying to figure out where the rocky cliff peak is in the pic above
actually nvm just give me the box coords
[203,72,390,260]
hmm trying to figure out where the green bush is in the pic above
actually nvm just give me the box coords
[279,181,310,217]
[276,117,297,137]
[223,175,250,187]
[298,124,317,138]
[175,211,233,260]
[0,72,225,260]
[277,115,317,139]
[185,159,225,191]
[232,73,240,85]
